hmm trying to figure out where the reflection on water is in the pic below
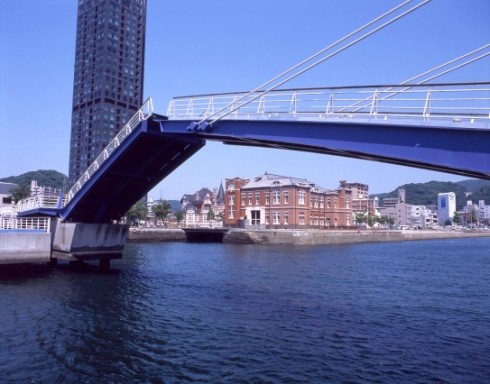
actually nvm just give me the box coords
[1,238,489,383]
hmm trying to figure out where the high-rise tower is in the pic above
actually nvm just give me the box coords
[69,0,147,185]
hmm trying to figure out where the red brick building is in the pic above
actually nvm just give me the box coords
[338,180,376,216]
[224,173,353,229]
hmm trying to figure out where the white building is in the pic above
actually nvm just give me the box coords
[478,200,489,225]
[438,192,456,224]
[379,189,438,228]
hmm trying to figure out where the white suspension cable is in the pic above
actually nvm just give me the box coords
[401,43,490,85]
[204,0,432,125]
[342,43,490,112]
[195,0,414,125]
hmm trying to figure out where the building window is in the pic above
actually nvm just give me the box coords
[255,193,260,205]
[327,198,331,208]
[265,193,270,205]
[299,191,305,205]
[248,193,252,205]
[284,192,289,205]
[228,209,234,219]
[229,196,234,206]
[345,195,350,209]
[314,198,318,208]
[265,212,269,224]
[299,212,305,225]
[241,194,245,205]
[273,212,280,225]
[284,212,289,225]
[334,198,338,208]
[326,218,331,226]
[320,197,324,208]
[273,191,280,205]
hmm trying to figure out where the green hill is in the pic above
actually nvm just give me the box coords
[0,170,68,191]
[372,179,490,209]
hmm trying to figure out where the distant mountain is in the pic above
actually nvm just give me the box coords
[372,179,490,210]
[168,200,182,212]
[0,170,68,191]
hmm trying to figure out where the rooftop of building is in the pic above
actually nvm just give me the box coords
[241,172,329,192]
[0,182,17,195]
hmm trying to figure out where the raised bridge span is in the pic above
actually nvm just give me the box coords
[16,81,490,224]
[7,0,490,268]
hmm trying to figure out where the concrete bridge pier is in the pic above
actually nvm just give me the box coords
[51,219,128,270]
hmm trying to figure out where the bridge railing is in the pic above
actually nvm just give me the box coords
[0,217,51,233]
[16,193,62,214]
[166,82,490,124]
[63,97,154,207]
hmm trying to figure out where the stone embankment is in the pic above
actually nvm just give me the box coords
[127,227,186,242]
[223,229,490,245]
[0,231,51,264]
[127,227,490,245]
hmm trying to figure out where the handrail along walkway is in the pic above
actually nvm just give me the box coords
[167,82,490,126]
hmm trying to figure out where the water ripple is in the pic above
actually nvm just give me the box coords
[1,238,489,383]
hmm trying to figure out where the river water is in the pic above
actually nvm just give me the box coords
[1,238,489,383]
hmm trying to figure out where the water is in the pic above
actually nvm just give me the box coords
[1,238,489,383]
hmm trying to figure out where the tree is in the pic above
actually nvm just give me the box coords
[354,212,367,226]
[1,170,68,190]
[153,199,171,223]
[125,199,148,226]
[444,219,452,226]
[216,211,225,223]
[366,214,376,227]
[9,184,31,203]
[207,208,216,222]
[452,211,461,225]
[174,210,184,223]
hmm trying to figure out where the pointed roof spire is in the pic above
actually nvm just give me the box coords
[216,180,225,204]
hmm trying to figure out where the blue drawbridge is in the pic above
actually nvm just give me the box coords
[17,82,490,223]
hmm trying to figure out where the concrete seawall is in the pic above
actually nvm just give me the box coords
[126,227,490,245]
[223,229,490,245]
[127,228,187,243]
[0,232,51,264]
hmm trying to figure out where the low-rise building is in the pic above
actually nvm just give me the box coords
[181,183,225,227]
[0,182,17,205]
[338,180,376,216]
[479,200,490,225]
[378,189,437,228]
[224,173,354,229]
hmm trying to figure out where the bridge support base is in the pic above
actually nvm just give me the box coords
[51,220,128,270]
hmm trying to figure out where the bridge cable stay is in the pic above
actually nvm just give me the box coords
[340,44,490,113]
[193,0,414,124]
[195,0,432,127]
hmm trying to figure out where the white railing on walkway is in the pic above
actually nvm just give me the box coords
[63,97,154,207]
[166,82,490,125]
[16,193,62,214]
[0,217,51,233]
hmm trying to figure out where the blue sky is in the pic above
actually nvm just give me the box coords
[1,0,489,199]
